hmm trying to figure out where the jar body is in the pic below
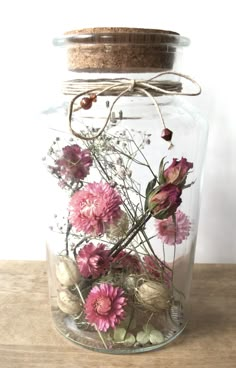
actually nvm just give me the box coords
[43,30,208,354]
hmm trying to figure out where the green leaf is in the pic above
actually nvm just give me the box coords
[113,327,126,342]
[144,177,158,212]
[182,180,195,190]
[143,323,155,335]
[158,157,167,185]
[149,330,164,344]
[124,333,136,346]
[151,207,168,220]
[145,177,157,198]
[136,331,150,345]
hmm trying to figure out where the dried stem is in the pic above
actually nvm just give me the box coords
[109,213,152,257]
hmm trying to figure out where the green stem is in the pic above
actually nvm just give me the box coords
[124,307,135,340]
[73,236,90,259]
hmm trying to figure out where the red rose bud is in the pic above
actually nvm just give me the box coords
[148,184,182,219]
[163,158,193,186]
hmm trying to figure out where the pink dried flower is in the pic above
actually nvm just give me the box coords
[76,243,111,279]
[144,256,172,286]
[69,182,122,235]
[148,183,182,220]
[144,255,162,278]
[84,283,127,332]
[163,157,193,186]
[112,251,141,273]
[51,144,92,182]
[155,210,191,245]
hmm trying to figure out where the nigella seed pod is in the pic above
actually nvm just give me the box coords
[57,289,82,315]
[56,256,80,286]
[124,275,137,292]
[135,280,170,313]
[106,210,129,240]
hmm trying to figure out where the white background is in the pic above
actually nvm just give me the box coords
[0,0,235,262]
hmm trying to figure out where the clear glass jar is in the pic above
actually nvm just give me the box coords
[43,28,208,353]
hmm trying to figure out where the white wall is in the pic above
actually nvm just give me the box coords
[0,0,235,262]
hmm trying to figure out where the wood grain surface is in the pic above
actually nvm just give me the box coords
[0,261,235,368]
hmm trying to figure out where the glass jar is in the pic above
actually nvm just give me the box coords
[43,28,208,353]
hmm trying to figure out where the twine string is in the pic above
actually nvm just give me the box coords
[65,72,201,141]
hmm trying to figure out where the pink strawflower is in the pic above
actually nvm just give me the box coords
[69,182,122,235]
[112,251,141,273]
[155,210,191,245]
[51,144,92,182]
[76,243,111,279]
[144,255,172,286]
[84,283,127,332]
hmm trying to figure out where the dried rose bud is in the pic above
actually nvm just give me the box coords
[147,184,182,220]
[56,256,80,286]
[57,289,82,315]
[135,280,170,313]
[163,157,193,186]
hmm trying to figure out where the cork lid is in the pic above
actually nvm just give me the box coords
[54,27,190,73]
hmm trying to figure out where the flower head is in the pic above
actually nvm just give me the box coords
[84,283,127,332]
[155,210,191,245]
[50,144,92,182]
[163,157,193,186]
[112,251,141,273]
[147,183,182,220]
[69,182,122,235]
[76,243,111,279]
[143,256,172,287]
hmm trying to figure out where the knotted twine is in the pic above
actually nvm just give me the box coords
[65,71,201,143]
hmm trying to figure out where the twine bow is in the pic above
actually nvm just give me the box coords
[66,72,201,142]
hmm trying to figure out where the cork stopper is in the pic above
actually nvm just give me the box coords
[54,27,190,73]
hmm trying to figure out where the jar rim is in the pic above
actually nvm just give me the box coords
[53,27,190,47]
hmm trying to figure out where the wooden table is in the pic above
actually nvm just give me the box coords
[0,262,235,368]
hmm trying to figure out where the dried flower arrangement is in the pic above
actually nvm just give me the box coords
[45,93,195,350]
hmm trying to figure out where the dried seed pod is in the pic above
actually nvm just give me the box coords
[57,289,82,315]
[124,275,137,292]
[106,210,129,240]
[135,280,170,313]
[56,256,80,286]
